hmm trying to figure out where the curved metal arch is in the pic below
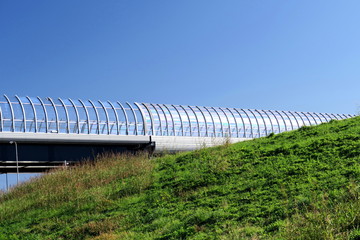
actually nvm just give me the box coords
[78,99,91,134]
[260,110,274,134]
[68,98,80,134]
[15,95,26,132]
[317,112,329,122]
[188,106,200,137]
[3,95,15,132]
[156,104,169,136]
[171,105,184,136]
[88,100,100,134]
[225,108,239,138]
[162,104,176,136]
[58,98,70,133]
[219,107,232,137]
[195,106,208,137]
[324,113,336,121]
[292,111,306,127]
[254,109,267,136]
[117,102,129,135]
[126,102,138,135]
[274,110,288,132]
[247,109,261,138]
[230,108,246,138]
[288,111,301,129]
[211,107,224,137]
[37,96,49,133]
[134,102,147,135]
[299,112,313,126]
[336,114,345,120]
[328,113,339,120]
[204,106,217,137]
[141,103,154,135]
[280,111,294,130]
[179,105,192,136]
[236,109,253,138]
[267,110,281,133]
[149,103,162,136]
[98,100,110,135]
[26,96,38,133]
[47,97,59,133]
[160,104,173,136]
[310,112,323,124]
[107,101,120,135]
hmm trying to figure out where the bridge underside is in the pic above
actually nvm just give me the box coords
[0,132,247,173]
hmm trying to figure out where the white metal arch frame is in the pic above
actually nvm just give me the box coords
[134,102,147,135]
[98,100,110,135]
[300,112,313,126]
[47,97,60,133]
[196,106,208,137]
[126,102,139,135]
[26,96,38,133]
[260,110,274,134]
[117,102,129,135]
[162,104,175,136]
[37,96,49,133]
[171,105,184,136]
[227,108,241,138]
[58,98,70,134]
[78,99,91,134]
[157,104,170,136]
[68,99,81,134]
[15,95,26,132]
[219,107,232,137]
[3,95,15,132]
[292,111,306,127]
[141,103,154,135]
[179,105,192,136]
[286,111,301,129]
[247,109,261,138]
[150,103,163,136]
[254,109,268,137]
[210,107,224,137]
[188,106,201,137]
[236,109,253,138]
[203,106,217,137]
[281,110,294,130]
[88,100,100,134]
[107,101,120,135]
[267,110,281,133]
[274,110,288,132]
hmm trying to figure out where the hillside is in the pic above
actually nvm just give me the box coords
[1,117,360,239]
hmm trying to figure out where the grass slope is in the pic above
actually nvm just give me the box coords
[1,117,360,239]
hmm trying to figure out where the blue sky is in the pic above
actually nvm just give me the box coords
[1,1,360,190]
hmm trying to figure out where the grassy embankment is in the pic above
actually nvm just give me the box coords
[1,116,360,239]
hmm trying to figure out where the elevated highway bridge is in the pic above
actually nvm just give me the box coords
[0,95,354,173]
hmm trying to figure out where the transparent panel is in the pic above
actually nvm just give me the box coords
[133,104,144,135]
[44,99,57,132]
[104,102,117,135]
[156,104,170,136]
[63,99,78,134]
[192,106,206,137]
[54,99,68,133]
[20,97,36,133]
[182,106,198,136]
[222,108,237,138]
[0,96,12,131]
[169,105,183,136]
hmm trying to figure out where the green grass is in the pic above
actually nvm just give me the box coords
[1,117,360,239]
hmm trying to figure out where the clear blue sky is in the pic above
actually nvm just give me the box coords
[1,1,360,190]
